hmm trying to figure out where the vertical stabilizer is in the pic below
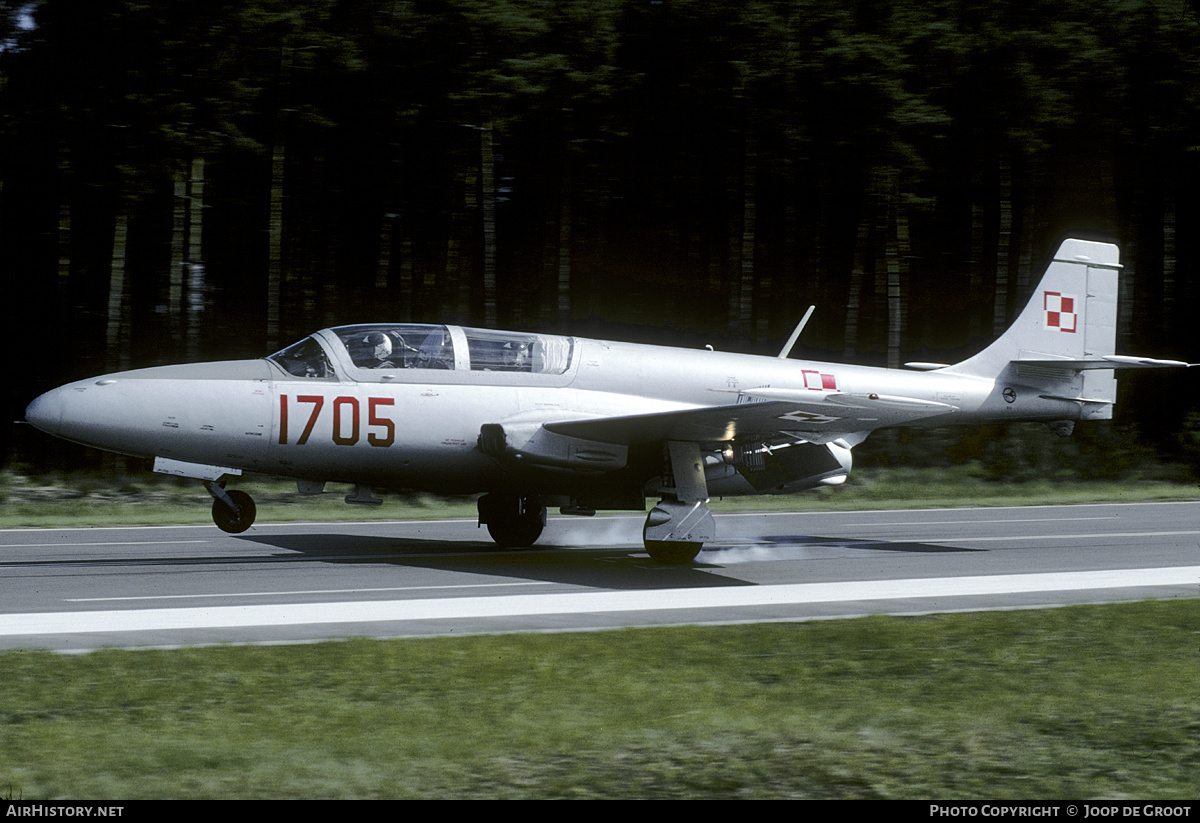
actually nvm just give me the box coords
[944,238,1120,418]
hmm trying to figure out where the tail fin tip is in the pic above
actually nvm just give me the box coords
[1053,238,1120,268]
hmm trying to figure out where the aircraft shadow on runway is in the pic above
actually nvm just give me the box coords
[744,534,985,553]
[234,532,743,590]
[0,532,732,591]
[0,529,985,594]
[230,530,984,591]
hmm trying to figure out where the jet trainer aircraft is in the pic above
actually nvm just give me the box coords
[24,238,1190,563]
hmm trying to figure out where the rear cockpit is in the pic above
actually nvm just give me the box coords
[267,324,575,380]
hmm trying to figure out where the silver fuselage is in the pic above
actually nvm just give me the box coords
[25,326,1084,498]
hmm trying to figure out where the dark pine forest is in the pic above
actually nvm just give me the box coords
[4,0,1200,475]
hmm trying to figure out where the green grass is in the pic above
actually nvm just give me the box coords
[2,468,1197,798]
[713,468,1200,511]
[1,466,1197,529]
[1,601,1197,799]
[0,471,481,527]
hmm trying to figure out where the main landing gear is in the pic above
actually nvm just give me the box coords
[642,498,715,565]
[641,440,716,565]
[477,492,547,548]
[477,489,714,563]
[477,441,718,564]
[206,480,257,534]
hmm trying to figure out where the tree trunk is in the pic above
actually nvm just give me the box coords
[57,146,71,326]
[887,202,907,369]
[186,157,205,362]
[267,142,285,352]
[171,165,187,351]
[1118,230,1136,351]
[107,211,131,373]
[481,122,497,328]
[447,149,472,321]
[1016,194,1035,295]
[267,40,293,352]
[557,179,572,323]
[397,203,414,323]
[377,209,395,287]
[1163,192,1176,322]
[843,215,869,359]
[969,173,985,341]
[740,126,757,343]
[104,208,131,476]
[992,160,1013,335]
[727,171,742,339]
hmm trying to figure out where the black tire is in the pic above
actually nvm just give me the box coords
[486,512,545,547]
[481,494,546,548]
[212,489,256,534]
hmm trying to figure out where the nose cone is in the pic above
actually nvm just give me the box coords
[25,388,64,436]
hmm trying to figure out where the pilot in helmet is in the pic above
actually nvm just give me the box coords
[364,332,394,368]
[503,340,532,371]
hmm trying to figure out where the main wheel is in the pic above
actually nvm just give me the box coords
[644,540,702,565]
[212,489,256,534]
[642,500,711,564]
[480,494,546,548]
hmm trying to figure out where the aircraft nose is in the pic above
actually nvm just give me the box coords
[25,388,64,436]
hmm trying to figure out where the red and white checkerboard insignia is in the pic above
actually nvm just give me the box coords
[801,370,838,391]
[1043,291,1078,333]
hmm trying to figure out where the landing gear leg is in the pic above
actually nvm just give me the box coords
[642,440,715,564]
[478,493,546,548]
[206,480,257,534]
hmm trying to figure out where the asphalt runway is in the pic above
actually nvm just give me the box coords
[1,501,1198,651]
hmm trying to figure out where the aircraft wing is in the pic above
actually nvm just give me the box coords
[544,392,958,446]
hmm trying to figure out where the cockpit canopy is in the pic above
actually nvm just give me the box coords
[268,335,334,379]
[337,325,456,371]
[268,324,574,379]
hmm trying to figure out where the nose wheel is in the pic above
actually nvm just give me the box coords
[206,481,257,534]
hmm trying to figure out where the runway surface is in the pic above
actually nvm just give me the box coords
[1,501,1198,651]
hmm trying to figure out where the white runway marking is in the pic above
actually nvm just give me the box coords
[0,540,211,549]
[2,566,1197,637]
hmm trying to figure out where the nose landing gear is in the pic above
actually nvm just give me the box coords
[206,480,257,534]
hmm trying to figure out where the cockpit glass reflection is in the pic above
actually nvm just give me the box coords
[334,325,455,370]
[462,328,572,374]
[267,336,334,378]
[325,324,574,374]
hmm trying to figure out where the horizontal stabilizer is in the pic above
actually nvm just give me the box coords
[1017,354,1191,371]
[1039,394,1114,405]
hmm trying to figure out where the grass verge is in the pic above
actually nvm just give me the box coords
[1,601,1197,799]
[1,467,1197,528]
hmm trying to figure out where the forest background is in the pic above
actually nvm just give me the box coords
[3,0,1200,483]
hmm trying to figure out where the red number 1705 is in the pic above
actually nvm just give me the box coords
[278,394,395,447]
